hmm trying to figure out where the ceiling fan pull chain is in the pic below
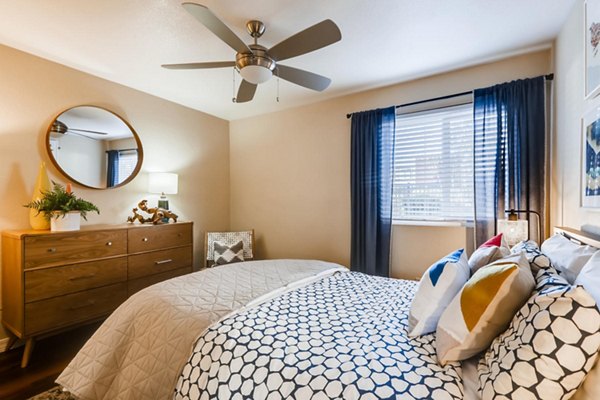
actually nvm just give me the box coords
[276,71,280,103]
[232,67,237,103]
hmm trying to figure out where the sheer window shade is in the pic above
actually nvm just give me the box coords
[393,103,475,222]
[117,150,138,184]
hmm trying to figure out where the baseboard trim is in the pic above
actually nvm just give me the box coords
[0,337,10,352]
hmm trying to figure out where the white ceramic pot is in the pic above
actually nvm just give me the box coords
[50,211,81,232]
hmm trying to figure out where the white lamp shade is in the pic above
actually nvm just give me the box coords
[240,65,272,84]
[148,172,178,194]
[497,219,528,246]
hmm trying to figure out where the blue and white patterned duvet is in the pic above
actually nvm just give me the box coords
[174,272,462,400]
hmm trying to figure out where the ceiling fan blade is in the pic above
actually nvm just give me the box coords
[276,64,331,91]
[162,61,236,70]
[236,80,257,103]
[268,19,341,62]
[67,128,109,136]
[182,3,252,54]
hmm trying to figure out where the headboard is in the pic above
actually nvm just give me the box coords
[554,226,600,248]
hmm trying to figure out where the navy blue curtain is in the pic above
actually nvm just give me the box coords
[350,106,396,277]
[473,76,546,246]
[106,150,120,187]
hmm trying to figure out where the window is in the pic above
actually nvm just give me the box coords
[392,103,474,222]
[117,150,138,184]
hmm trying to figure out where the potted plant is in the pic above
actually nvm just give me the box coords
[24,182,100,231]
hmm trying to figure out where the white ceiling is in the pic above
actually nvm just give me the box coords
[0,0,574,121]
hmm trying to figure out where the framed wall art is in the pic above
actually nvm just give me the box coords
[582,106,600,207]
[586,0,600,99]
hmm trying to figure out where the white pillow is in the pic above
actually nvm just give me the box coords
[576,251,600,310]
[541,234,597,283]
[407,249,470,337]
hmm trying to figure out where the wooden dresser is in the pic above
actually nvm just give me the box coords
[1,222,193,367]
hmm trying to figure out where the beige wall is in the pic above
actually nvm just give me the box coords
[0,44,230,340]
[230,49,552,277]
[552,0,600,231]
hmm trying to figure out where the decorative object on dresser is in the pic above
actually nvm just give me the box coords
[29,162,51,230]
[127,199,178,224]
[1,221,193,367]
[204,230,254,268]
[24,181,100,232]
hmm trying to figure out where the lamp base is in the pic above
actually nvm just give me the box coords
[158,196,170,223]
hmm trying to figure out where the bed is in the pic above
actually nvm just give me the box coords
[56,228,600,400]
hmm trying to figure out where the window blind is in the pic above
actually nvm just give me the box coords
[393,103,474,222]
[117,150,138,185]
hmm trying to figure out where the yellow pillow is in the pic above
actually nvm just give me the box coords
[436,253,534,365]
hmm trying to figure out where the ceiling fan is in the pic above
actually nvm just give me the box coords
[50,120,108,136]
[162,2,342,103]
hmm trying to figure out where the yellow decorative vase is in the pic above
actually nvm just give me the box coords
[29,162,51,230]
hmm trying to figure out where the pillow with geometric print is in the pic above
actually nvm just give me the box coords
[511,240,553,273]
[478,266,600,400]
[468,233,511,274]
[212,240,244,266]
[436,252,534,365]
[408,249,470,337]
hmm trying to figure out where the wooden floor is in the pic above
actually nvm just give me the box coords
[0,323,100,400]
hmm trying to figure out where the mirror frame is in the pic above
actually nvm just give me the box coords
[45,105,144,190]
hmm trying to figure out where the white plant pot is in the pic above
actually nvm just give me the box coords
[50,211,81,232]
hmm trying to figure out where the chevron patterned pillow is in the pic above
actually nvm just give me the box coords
[213,240,244,266]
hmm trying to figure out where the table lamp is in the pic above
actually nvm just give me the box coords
[148,172,178,210]
[496,209,542,246]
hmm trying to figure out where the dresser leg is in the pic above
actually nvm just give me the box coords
[21,338,35,368]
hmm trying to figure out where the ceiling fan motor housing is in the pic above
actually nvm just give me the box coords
[236,44,276,84]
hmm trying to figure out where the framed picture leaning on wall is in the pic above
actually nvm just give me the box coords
[586,0,600,99]
[582,106,600,207]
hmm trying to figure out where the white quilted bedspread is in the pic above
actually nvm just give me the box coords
[57,259,346,400]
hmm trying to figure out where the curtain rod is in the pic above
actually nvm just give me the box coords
[345,73,554,119]
[105,148,137,153]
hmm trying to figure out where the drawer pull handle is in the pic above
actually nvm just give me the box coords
[69,274,96,281]
[69,300,96,310]
[142,238,149,242]
[47,248,57,253]
[155,259,173,265]
[106,241,113,246]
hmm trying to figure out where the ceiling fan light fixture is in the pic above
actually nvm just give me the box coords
[240,65,272,84]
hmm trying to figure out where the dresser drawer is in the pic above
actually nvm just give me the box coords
[128,246,192,280]
[25,257,128,303]
[128,223,192,253]
[128,266,192,296]
[24,230,127,269]
[25,282,127,335]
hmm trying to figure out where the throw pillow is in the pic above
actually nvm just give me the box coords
[408,249,470,337]
[213,240,244,266]
[511,240,552,273]
[468,233,511,274]
[479,267,600,400]
[575,251,600,310]
[541,234,597,283]
[436,253,534,365]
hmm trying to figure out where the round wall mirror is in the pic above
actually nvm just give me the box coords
[46,106,143,189]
